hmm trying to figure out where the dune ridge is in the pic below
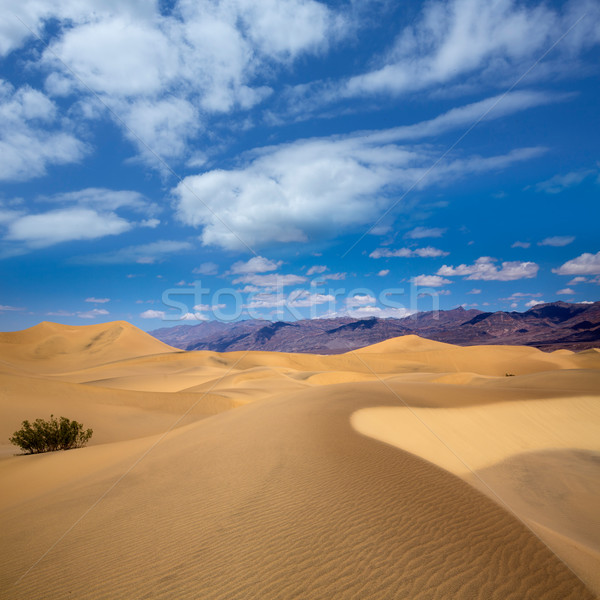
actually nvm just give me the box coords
[1,320,599,598]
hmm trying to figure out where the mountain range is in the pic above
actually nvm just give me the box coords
[149,301,600,354]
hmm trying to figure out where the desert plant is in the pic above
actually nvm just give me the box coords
[9,415,93,454]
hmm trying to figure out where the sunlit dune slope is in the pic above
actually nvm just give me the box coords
[1,386,594,600]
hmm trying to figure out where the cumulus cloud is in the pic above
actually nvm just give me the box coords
[538,235,575,247]
[85,297,110,304]
[0,80,87,181]
[178,312,210,321]
[377,269,390,277]
[553,251,600,275]
[437,257,539,281]
[557,288,576,295]
[244,290,335,309]
[346,294,377,306]
[412,275,452,287]
[511,241,531,249]
[370,246,448,258]
[11,0,346,165]
[230,256,283,274]
[174,130,544,250]
[6,208,131,247]
[525,299,545,308]
[0,187,161,253]
[467,289,482,294]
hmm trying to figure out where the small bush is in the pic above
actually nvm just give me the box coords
[9,415,93,454]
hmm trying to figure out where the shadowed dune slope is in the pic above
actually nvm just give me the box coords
[1,386,594,600]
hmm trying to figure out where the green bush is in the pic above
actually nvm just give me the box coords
[9,415,93,454]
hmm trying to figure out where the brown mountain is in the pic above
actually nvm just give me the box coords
[149,301,600,353]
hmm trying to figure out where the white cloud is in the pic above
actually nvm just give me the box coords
[535,169,597,194]
[412,275,452,287]
[193,262,219,276]
[141,219,160,228]
[405,226,446,239]
[179,312,209,321]
[538,235,575,247]
[0,80,87,181]
[0,187,161,252]
[78,308,109,319]
[511,241,531,249]
[568,276,587,285]
[140,309,166,319]
[377,269,390,277]
[230,256,283,274]
[368,91,570,144]
[306,265,327,275]
[438,257,539,281]
[342,0,600,98]
[557,288,576,295]
[553,251,600,275]
[317,272,346,281]
[244,290,335,309]
[467,289,482,294]
[346,294,377,306]
[525,299,545,308]
[342,305,415,319]
[0,304,24,311]
[193,303,226,312]
[75,240,193,264]
[174,130,543,250]
[232,273,307,290]
[287,291,336,308]
[6,208,131,247]
[12,0,347,166]
[370,246,448,258]
[85,297,110,304]
[42,187,155,213]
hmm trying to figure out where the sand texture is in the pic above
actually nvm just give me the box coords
[1,321,599,599]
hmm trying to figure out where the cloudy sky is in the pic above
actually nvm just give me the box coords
[1,0,599,330]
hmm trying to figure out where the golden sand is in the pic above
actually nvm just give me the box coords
[1,321,598,598]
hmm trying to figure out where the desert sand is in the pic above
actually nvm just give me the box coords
[1,321,599,599]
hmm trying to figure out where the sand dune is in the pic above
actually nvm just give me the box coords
[0,321,177,373]
[1,321,599,598]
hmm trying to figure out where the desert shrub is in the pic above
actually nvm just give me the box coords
[9,415,93,454]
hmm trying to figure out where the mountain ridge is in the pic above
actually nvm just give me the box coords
[150,301,600,354]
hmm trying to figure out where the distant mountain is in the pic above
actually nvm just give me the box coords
[149,301,600,354]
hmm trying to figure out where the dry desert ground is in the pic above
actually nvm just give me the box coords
[1,321,599,599]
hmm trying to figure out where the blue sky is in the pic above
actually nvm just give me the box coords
[1,0,599,331]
